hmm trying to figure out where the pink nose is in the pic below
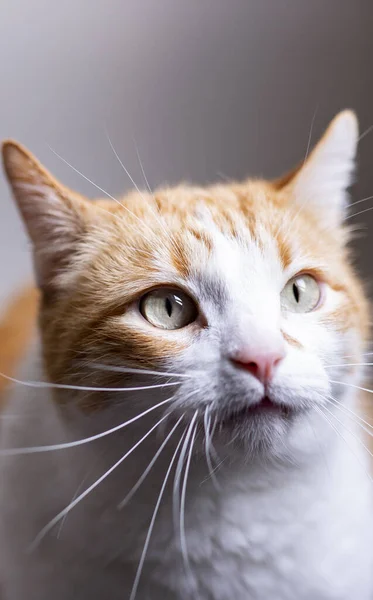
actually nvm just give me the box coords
[231,349,285,383]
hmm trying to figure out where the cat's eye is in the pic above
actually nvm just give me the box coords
[281,274,321,313]
[139,288,198,330]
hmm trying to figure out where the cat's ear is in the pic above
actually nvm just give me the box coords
[2,141,93,291]
[277,110,358,228]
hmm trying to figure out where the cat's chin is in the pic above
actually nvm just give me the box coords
[208,395,303,456]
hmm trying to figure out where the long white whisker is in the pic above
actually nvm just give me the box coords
[314,405,373,484]
[129,428,187,600]
[89,363,192,379]
[207,415,221,465]
[0,372,181,393]
[340,352,373,359]
[105,131,146,200]
[1,396,174,456]
[358,123,373,142]
[349,194,373,208]
[203,408,220,490]
[329,379,373,394]
[302,107,318,165]
[276,106,319,241]
[320,402,373,461]
[57,472,91,539]
[106,131,178,253]
[344,205,373,220]
[180,420,197,575]
[134,141,152,194]
[48,146,155,246]
[29,413,168,551]
[210,416,218,440]
[172,412,198,536]
[326,395,373,433]
[118,414,185,509]
[305,414,331,476]
[325,363,373,368]
[48,146,125,205]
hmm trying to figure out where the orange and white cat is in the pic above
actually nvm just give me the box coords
[0,111,372,600]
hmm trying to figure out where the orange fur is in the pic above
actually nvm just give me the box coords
[0,286,38,398]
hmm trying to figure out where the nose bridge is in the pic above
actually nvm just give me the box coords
[226,276,283,351]
[211,236,284,355]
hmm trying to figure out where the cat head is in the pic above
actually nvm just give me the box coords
[2,110,369,459]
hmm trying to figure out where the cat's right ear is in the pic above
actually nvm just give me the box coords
[2,141,93,292]
[274,111,358,229]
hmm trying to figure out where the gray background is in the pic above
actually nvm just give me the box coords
[1,0,373,303]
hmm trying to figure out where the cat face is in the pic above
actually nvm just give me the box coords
[2,110,369,457]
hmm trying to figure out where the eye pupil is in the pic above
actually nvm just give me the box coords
[165,297,173,317]
[292,282,300,303]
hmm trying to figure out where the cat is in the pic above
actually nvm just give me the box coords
[0,110,372,600]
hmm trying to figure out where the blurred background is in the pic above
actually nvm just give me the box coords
[1,0,373,303]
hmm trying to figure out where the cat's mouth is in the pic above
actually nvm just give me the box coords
[219,396,294,427]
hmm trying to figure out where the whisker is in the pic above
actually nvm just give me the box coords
[305,414,331,476]
[349,194,373,208]
[118,414,185,509]
[106,131,179,255]
[325,397,373,438]
[48,146,155,246]
[57,472,91,539]
[358,123,373,142]
[0,372,181,393]
[105,130,147,200]
[48,145,126,206]
[314,405,373,484]
[344,205,373,220]
[329,379,373,394]
[29,413,169,551]
[129,427,187,600]
[302,106,318,165]
[210,415,218,440]
[134,141,153,194]
[172,412,198,537]
[1,396,174,456]
[206,415,221,465]
[320,402,373,462]
[89,363,192,379]
[275,106,319,241]
[179,419,197,579]
[326,394,373,430]
[203,408,220,490]
[325,363,373,368]
[340,352,373,359]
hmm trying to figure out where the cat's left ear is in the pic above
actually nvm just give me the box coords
[2,141,95,292]
[277,110,358,228]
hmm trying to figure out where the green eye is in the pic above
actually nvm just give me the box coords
[139,288,198,330]
[281,274,321,313]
